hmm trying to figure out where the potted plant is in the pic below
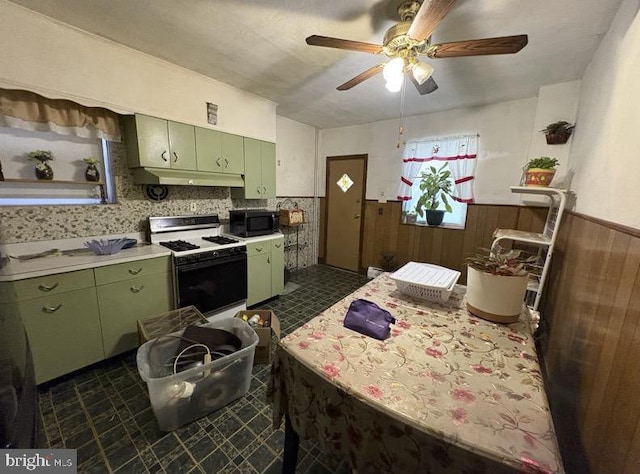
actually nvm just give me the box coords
[524,156,559,187]
[465,247,535,323]
[27,150,55,180]
[415,163,453,226]
[83,157,101,182]
[540,121,574,145]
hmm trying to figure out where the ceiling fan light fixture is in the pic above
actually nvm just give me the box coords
[385,76,404,93]
[411,60,434,85]
[383,57,406,82]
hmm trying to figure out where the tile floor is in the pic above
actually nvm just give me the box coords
[37,265,370,473]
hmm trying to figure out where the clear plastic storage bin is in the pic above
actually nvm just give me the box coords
[137,318,258,431]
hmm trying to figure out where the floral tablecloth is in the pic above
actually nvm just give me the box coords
[268,273,563,473]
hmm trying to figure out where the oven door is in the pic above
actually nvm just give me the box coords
[175,253,247,315]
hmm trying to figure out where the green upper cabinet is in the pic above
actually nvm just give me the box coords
[242,137,263,199]
[232,138,276,199]
[124,114,197,171]
[195,128,244,174]
[168,121,197,170]
[261,141,276,198]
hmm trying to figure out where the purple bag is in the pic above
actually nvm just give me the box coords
[343,299,396,340]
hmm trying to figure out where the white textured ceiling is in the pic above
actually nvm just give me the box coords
[9,0,623,129]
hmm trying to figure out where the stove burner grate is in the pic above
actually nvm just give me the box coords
[159,240,201,251]
[202,235,240,245]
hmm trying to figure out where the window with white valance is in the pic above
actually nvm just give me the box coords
[0,88,119,206]
[397,134,478,227]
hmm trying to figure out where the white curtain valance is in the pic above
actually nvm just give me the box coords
[397,134,479,203]
[0,88,121,142]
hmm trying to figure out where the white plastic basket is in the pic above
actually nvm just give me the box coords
[390,262,461,303]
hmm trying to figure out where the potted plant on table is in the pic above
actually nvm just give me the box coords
[524,156,559,187]
[540,121,574,145]
[415,163,453,226]
[27,150,55,180]
[465,247,535,324]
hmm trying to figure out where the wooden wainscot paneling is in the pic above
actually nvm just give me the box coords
[540,212,640,474]
[355,202,543,283]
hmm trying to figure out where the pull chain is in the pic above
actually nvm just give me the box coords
[396,75,407,148]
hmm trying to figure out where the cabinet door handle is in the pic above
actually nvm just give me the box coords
[256,247,264,252]
[275,244,282,249]
[128,267,143,275]
[216,157,222,167]
[43,303,63,313]
[263,186,267,194]
[130,285,144,293]
[38,282,59,292]
[224,158,229,168]
[173,151,179,162]
[267,257,270,264]
[161,151,168,162]
[256,186,261,194]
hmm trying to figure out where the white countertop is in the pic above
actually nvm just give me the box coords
[236,232,284,244]
[0,233,171,281]
[0,231,283,281]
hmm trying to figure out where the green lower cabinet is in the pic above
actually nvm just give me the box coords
[271,237,285,296]
[97,273,172,357]
[19,287,104,384]
[247,253,272,307]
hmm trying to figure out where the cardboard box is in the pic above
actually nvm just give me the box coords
[234,310,281,364]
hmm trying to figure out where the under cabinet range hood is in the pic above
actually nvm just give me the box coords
[131,168,244,187]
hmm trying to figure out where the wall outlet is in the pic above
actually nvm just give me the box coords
[190,202,197,213]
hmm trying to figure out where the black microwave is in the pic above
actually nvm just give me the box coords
[229,209,279,237]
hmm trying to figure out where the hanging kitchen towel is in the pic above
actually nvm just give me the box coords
[343,299,396,341]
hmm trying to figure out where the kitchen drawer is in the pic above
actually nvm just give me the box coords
[1,269,95,302]
[19,287,103,383]
[94,256,171,286]
[246,240,271,257]
[97,273,173,357]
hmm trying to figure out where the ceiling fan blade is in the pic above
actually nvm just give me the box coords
[306,35,383,54]
[407,0,456,41]
[427,35,528,58]
[409,75,439,95]
[337,64,384,90]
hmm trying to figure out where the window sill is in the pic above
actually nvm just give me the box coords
[401,220,465,231]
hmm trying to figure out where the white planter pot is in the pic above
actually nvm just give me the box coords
[466,266,528,323]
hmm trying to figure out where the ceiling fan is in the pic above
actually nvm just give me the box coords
[306,0,528,95]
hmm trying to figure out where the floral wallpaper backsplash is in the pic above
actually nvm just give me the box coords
[0,141,318,268]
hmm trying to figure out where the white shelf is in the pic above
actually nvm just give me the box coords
[493,229,551,246]
[492,186,569,312]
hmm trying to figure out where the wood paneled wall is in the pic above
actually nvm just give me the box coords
[318,199,546,280]
[362,201,549,278]
[540,213,640,474]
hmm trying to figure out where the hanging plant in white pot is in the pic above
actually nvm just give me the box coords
[465,247,535,324]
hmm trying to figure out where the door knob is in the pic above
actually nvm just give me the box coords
[354,214,361,219]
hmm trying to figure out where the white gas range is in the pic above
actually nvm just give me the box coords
[149,214,247,322]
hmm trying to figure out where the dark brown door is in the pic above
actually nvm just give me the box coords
[325,155,367,272]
